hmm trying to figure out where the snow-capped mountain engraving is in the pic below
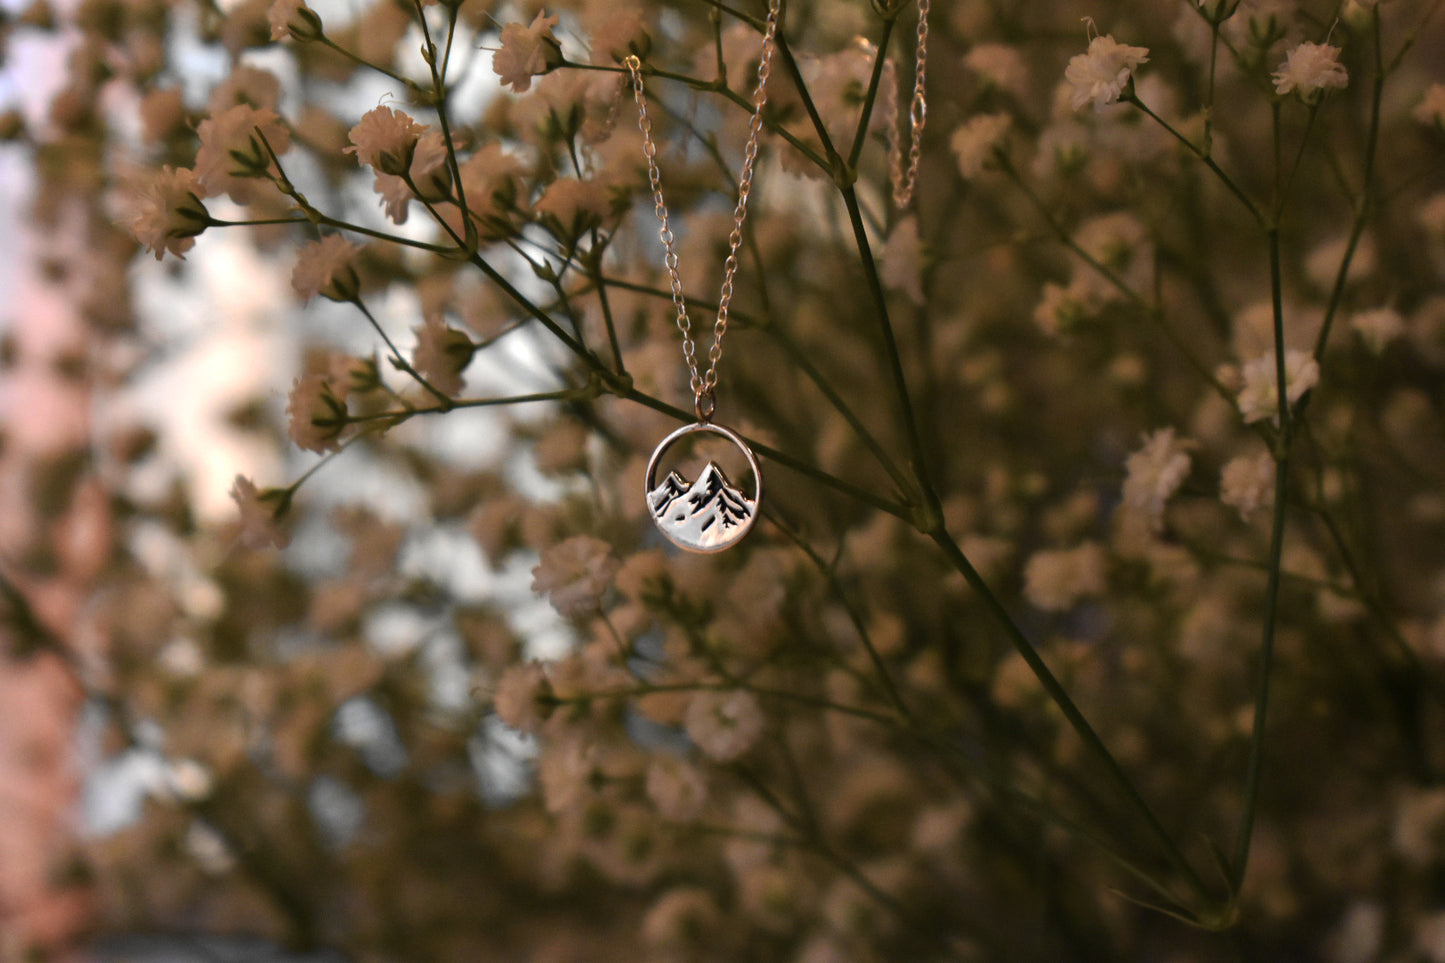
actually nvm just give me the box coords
[647,461,755,550]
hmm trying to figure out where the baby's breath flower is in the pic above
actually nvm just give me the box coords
[286,373,349,452]
[534,176,613,238]
[949,112,1011,179]
[194,104,290,202]
[345,106,425,176]
[492,661,554,733]
[267,0,323,42]
[962,43,1027,96]
[407,130,452,202]
[492,11,564,94]
[411,316,475,397]
[531,535,619,617]
[1236,349,1320,423]
[1352,307,1406,354]
[292,234,362,302]
[589,7,650,65]
[1414,83,1445,129]
[1122,428,1192,530]
[879,216,924,306]
[641,888,721,949]
[1064,34,1149,111]
[1272,42,1349,102]
[1033,278,1103,335]
[1023,542,1107,612]
[229,475,290,549]
[685,689,764,762]
[644,755,707,821]
[125,165,210,260]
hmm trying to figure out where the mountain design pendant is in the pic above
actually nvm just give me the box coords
[644,422,761,554]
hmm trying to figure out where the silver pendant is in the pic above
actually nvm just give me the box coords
[644,422,761,553]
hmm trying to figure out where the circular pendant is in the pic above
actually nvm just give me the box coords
[644,422,762,554]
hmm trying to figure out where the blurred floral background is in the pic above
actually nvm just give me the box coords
[2,0,1445,959]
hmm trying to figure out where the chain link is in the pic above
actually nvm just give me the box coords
[886,0,929,210]
[625,0,780,423]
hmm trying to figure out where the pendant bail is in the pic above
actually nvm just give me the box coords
[695,387,716,424]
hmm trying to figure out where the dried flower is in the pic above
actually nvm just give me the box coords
[492,661,554,733]
[267,0,323,41]
[125,165,210,260]
[1065,34,1149,111]
[684,689,764,762]
[1122,428,1192,529]
[1352,307,1406,354]
[229,475,290,549]
[345,106,425,176]
[879,216,924,306]
[962,43,1027,96]
[1272,42,1348,102]
[292,234,362,302]
[531,535,619,616]
[1414,83,1445,129]
[950,112,1012,179]
[1220,450,1276,521]
[411,316,475,397]
[286,373,350,452]
[194,104,289,202]
[492,11,564,94]
[1236,349,1320,423]
[534,176,613,237]
[644,755,707,821]
[1023,542,1107,612]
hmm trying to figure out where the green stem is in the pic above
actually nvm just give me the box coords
[928,529,1213,903]
[1126,93,1267,229]
[317,35,425,97]
[1312,6,1384,361]
[352,300,455,408]
[342,387,588,424]
[1231,225,1291,896]
[844,15,897,169]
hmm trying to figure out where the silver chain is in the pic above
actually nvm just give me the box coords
[885,0,929,210]
[624,0,780,424]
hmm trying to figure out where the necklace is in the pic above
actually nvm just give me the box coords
[625,1,780,554]
[885,0,930,209]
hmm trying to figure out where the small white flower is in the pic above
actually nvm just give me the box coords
[1236,349,1320,423]
[879,216,924,305]
[1033,278,1104,335]
[1272,42,1349,101]
[1023,542,1107,612]
[1220,450,1276,521]
[531,535,619,617]
[1414,83,1445,128]
[125,166,209,261]
[492,11,564,94]
[194,104,289,203]
[963,43,1027,96]
[1064,34,1150,111]
[411,316,475,397]
[1351,307,1406,354]
[949,113,1011,180]
[267,0,322,41]
[492,661,553,733]
[291,234,362,302]
[228,475,290,550]
[685,689,763,761]
[167,759,214,801]
[286,373,349,452]
[1122,428,1192,529]
[645,755,707,821]
[345,105,424,175]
